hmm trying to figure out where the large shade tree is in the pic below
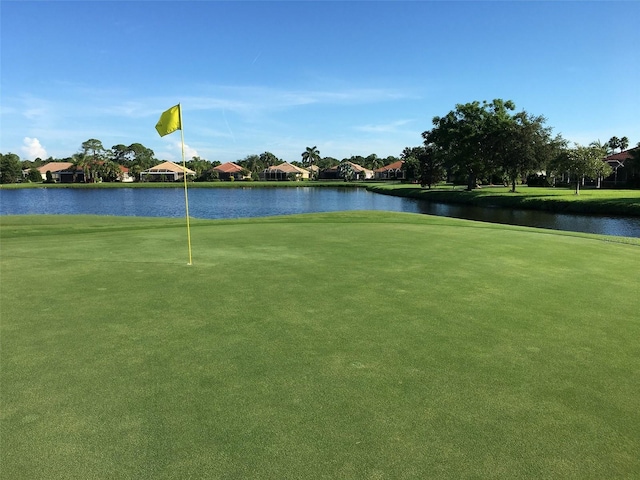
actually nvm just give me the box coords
[490,111,563,192]
[424,100,512,190]
[425,99,561,191]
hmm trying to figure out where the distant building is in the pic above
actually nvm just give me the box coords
[374,160,405,180]
[602,147,639,186]
[262,162,310,181]
[140,161,196,182]
[319,161,373,180]
[213,162,249,181]
[36,162,77,182]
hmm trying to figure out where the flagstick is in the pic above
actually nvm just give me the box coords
[179,103,193,265]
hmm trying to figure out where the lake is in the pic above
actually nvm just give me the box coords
[1,187,639,237]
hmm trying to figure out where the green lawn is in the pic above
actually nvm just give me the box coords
[1,212,639,478]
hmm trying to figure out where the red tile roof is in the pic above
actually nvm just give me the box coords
[374,160,404,172]
[213,162,244,173]
[604,147,639,166]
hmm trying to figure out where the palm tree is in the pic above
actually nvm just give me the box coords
[70,153,88,183]
[620,136,629,152]
[301,146,320,178]
[608,136,621,153]
[589,140,612,156]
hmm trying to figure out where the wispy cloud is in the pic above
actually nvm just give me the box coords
[354,119,415,134]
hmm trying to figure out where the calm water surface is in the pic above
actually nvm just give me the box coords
[1,187,639,237]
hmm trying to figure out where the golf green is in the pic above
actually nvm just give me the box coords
[1,212,639,478]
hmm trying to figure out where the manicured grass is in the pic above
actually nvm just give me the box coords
[370,184,640,217]
[1,212,639,478]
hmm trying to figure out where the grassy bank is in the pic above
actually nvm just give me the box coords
[1,212,639,478]
[368,184,640,217]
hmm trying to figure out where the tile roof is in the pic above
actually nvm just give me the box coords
[143,161,195,174]
[37,162,74,173]
[264,162,309,174]
[374,160,404,172]
[604,147,639,164]
[213,162,244,173]
[325,161,372,173]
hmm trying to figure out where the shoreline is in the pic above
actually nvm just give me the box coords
[2,181,639,218]
[366,184,640,218]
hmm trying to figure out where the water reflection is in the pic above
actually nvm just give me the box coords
[1,187,639,237]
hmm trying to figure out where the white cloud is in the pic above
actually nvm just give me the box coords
[183,143,199,160]
[354,119,414,134]
[165,141,199,161]
[21,137,47,160]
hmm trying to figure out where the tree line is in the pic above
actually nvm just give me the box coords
[0,138,401,184]
[397,99,639,192]
[2,98,639,187]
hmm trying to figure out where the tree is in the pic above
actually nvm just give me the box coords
[337,161,355,181]
[608,136,621,153]
[129,164,143,182]
[491,111,562,192]
[401,156,420,183]
[589,139,613,156]
[400,147,424,184]
[259,152,279,168]
[317,156,339,170]
[552,144,611,194]
[70,153,89,183]
[127,143,155,169]
[620,136,629,152]
[25,167,43,183]
[237,154,261,174]
[81,138,105,162]
[186,156,213,180]
[425,99,514,190]
[0,153,22,184]
[77,139,107,182]
[97,160,122,182]
[111,144,129,164]
[301,146,320,178]
[364,154,383,171]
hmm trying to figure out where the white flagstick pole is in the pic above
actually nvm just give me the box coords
[179,103,193,265]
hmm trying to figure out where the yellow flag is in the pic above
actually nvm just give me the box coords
[155,104,181,137]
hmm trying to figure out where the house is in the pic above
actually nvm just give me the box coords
[262,162,310,181]
[213,162,249,181]
[320,161,373,180]
[140,161,196,182]
[36,162,77,182]
[602,147,639,186]
[118,165,134,183]
[374,160,405,180]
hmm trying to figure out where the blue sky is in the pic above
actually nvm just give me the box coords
[1,1,639,163]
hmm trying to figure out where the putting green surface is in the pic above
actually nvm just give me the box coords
[1,212,639,478]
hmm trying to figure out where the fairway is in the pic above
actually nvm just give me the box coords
[1,212,639,478]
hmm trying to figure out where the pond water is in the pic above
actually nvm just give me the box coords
[1,187,639,237]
